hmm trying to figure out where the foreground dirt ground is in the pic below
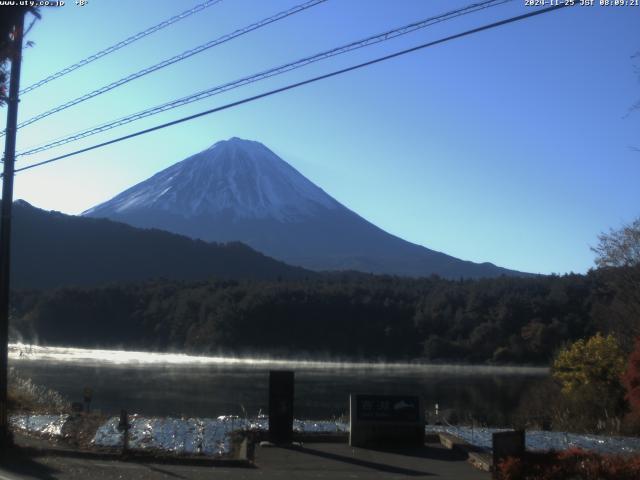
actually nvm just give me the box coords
[0,434,489,480]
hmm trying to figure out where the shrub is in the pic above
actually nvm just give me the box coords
[551,333,626,432]
[496,449,640,480]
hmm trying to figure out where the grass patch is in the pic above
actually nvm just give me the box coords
[8,368,70,414]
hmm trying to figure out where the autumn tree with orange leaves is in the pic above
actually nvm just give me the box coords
[622,337,640,430]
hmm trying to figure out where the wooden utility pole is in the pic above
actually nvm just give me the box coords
[0,10,25,446]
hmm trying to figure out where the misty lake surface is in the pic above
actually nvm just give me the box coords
[9,345,547,425]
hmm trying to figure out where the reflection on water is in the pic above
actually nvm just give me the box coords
[9,344,547,425]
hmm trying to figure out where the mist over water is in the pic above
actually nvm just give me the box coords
[9,344,547,424]
[9,343,548,373]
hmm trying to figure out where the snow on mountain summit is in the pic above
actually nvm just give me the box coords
[84,137,339,221]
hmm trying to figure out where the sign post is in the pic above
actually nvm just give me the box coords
[118,409,130,453]
[83,387,93,413]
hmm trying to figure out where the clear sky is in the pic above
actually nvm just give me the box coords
[2,0,639,275]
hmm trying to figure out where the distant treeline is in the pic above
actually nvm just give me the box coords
[10,267,637,364]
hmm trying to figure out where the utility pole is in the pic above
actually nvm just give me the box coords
[0,10,25,446]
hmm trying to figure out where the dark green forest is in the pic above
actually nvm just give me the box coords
[10,265,637,364]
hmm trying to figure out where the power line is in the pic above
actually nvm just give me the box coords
[13,3,573,176]
[20,0,224,95]
[18,0,512,157]
[7,0,327,136]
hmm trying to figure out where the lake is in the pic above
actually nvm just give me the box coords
[9,344,547,425]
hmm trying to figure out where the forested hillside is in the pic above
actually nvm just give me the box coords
[9,200,312,289]
[12,266,636,364]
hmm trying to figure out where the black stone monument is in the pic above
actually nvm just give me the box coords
[268,370,294,444]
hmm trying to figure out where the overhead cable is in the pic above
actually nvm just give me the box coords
[20,0,225,95]
[18,0,511,157]
[13,3,573,175]
[9,0,327,135]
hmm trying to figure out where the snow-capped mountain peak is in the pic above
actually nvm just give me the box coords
[84,137,338,221]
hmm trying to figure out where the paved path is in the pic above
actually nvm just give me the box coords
[0,440,489,479]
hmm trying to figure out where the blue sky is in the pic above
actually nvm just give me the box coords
[3,0,639,275]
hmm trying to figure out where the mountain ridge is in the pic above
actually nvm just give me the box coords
[9,199,312,289]
[84,137,529,279]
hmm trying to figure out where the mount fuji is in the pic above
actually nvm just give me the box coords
[84,137,524,278]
